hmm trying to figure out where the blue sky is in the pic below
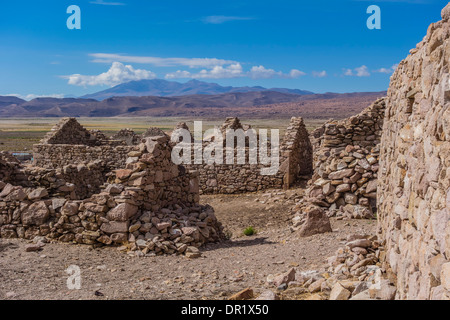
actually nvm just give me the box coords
[0,0,447,99]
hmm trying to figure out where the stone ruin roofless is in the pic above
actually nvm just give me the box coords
[0,116,313,254]
[0,119,225,255]
[34,116,314,195]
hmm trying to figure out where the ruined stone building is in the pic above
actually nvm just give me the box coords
[181,116,313,194]
[0,123,224,255]
[0,115,313,253]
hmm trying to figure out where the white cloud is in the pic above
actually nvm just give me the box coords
[89,53,237,69]
[166,64,305,80]
[202,16,254,24]
[344,68,354,76]
[166,63,244,79]
[248,66,281,79]
[374,64,399,74]
[344,65,370,77]
[63,62,156,87]
[312,70,327,78]
[248,66,305,79]
[4,93,65,101]
[289,69,307,78]
[90,0,125,5]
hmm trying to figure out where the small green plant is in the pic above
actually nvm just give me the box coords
[243,226,256,236]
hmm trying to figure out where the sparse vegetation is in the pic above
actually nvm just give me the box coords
[243,226,256,236]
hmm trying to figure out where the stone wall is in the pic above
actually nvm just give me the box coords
[377,5,450,300]
[0,135,224,254]
[301,98,385,219]
[33,118,137,172]
[182,117,313,194]
[0,151,21,183]
[0,120,224,255]
[33,144,137,172]
[41,117,98,146]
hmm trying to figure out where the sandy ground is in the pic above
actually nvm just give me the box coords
[0,188,377,300]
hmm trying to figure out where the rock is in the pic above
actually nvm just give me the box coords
[442,3,450,20]
[61,202,79,216]
[365,180,377,193]
[0,184,14,198]
[328,169,354,180]
[156,222,171,230]
[28,188,48,201]
[277,283,288,291]
[346,239,372,249]
[441,263,450,291]
[136,239,147,249]
[344,193,358,205]
[336,184,351,193]
[104,184,123,194]
[115,169,132,180]
[97,235,112,245]
[100,221,129,234]
[25,243,44,252]
[369,280,396,300]
[305,293,324,300]
[298,206,332,237]
[353,281,370,296]
[52,198,66,210]
[106,203,138,222]
[228,288,254,300]
[185,246,201,259]
[329,282,351,300]
[21,202,49,226]
[33,236,48,244]
[110,233,127,243]
[255,290,279,300]
[129,222,141,233]
[273,268,296,287]
[350,290,372,300]
[308,278,325,293]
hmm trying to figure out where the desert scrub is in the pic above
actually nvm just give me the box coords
[243,226,256,236]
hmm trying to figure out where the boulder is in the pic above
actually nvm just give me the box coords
[299,206,332,237]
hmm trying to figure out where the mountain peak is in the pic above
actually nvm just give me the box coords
[80,79,314,100]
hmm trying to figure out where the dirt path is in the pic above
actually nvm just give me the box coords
[0,189,377,300]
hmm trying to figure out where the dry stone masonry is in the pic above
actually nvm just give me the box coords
[291,98,385,229]
[0,119,224,256]
[183,117,313,194]
[377,4,450,300]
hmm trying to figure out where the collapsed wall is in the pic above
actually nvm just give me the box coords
[0,119,224,255]
[182,117,313,194]
[301,98,385,219]
[378,5,450,299]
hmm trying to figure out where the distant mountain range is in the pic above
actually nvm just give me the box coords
[0,96,26,108]
[80,79,314,100]
[0,90,386,119]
